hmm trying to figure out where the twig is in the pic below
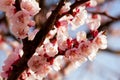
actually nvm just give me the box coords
[104,48,120,55]
[89,11,120,21]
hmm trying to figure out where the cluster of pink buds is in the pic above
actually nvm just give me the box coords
[0,0,107,80]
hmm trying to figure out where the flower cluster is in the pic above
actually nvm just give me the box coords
[1,45,23,78]
[0,0,107,80]
[19,1,107,80]
[0,0,40,39]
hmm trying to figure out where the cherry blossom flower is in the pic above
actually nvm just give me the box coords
[93,32,107,49]
[36,45,45,56]
[86,14,101,31]
[1,46,22,78]
[9,11,30,39]
[56,15,73,27]
[28,55,51,79]
[52,56,65,71]
[0,0,15,12]
[85,0,97,7]
[70,6,87,30]
[87,43,99,61]
[5,6,16,18]
[44,42,58,57]
[21,0,40,16]
[76,31,87,42]
[77,41,92,57]
[65,48,80,61]
[10,24,29,39]
[10,11,30,25]
[28,55,47,72]
[57,27,69,50]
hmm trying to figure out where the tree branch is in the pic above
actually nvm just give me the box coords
[88,11,120,21]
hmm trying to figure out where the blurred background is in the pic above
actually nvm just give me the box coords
[0,0,120,80]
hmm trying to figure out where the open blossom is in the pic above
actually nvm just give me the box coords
[57,27,69,50]
[10,11,30,39]
[10,24,29,39]
[28,55,47,72]
[87,14,101,31]
[87,43,99,61]
[10,11,30,25]
[1,46,22,78]
[70,6,87,30]
[28,55,51,78]
[6,6,16,18]
[65,48,81,61]
[77,41,92,57]
[76,31,87,42]
[56,15,73,27]
[36,45,45,56]
[44,42,58,57]
[21,0,40,16]
[0,0,15,11]
[93,32,107,49]
[52,56,65,71]
[85,0,97,7]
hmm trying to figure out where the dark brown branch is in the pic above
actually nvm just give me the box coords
[38,0,45,10]
[14,0,21,11]
[89,11,120,21]
[104,48,120,55]
[34,0,47,28]
[7,0,65,80]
